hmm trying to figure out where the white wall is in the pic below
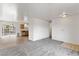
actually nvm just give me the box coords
[29,18,50,41]
[52,15,79,45]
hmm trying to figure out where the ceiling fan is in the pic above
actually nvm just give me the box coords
[59,12,74,18]
[52,12,71,19]
[59,12,68,18]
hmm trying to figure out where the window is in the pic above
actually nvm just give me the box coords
[2,23,16,35]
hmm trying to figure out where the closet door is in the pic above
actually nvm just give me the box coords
[69,16,79,44]
[52,18,71,42]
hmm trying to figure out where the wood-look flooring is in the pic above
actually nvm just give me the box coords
[61,43,79,52]
[0,37,78,56]
[0,36,28,49]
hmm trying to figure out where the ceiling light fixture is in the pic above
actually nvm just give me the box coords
[62,14,66,18]
[60,12,67,18]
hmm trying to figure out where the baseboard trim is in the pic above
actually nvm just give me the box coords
[29,37,50,41]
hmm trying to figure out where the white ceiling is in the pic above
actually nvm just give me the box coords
[0,3,17,22]
[18,3,79,21]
